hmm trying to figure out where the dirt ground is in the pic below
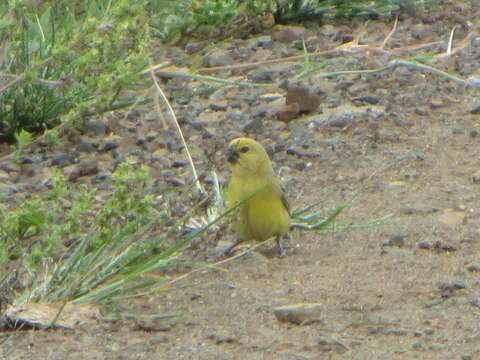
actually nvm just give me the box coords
[2,2,480,359]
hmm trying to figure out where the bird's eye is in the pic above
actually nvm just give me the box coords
[240,146,249,153]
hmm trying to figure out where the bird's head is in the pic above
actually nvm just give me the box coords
[227,137,273,177]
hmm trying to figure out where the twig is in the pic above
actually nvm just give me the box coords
[298,58,479,88]
[141,62,171,75]
[0,74,65,94]
[145,240,269,291]
[150,70,205,194]
[155,70,270,88]
[197,49,339,74]
[436,28,477,59]
[381,15,398,49]
[447,25,459,55]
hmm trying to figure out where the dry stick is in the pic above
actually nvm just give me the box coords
[447,25,459,55]
[150,70,205,194]
[0,76,23,95]
[155,70,269,88]
[197,49,339,74]
[381,15,399,49]
[141,62,171,75]
[145,240,268,292]
[299,59,478,87]
[436,28,477,59]
[196,23,446,76]
[0,73,64,88]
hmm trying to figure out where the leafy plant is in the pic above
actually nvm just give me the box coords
[0,0,152,141]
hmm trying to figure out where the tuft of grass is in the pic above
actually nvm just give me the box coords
[0,0,152,142]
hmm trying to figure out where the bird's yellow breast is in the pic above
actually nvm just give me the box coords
[227,176,290,242]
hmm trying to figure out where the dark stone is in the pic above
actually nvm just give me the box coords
[208,333,236,345]
[18,156,34,164]
[172,160,187,168]
[82,120,108,135]
[438,281,466,292]
[256,35,273,48]
[51,153,77,167]
[352,95,380,105]
[98,140,119,152]
[77,139,97,152]
[470,104,480,114]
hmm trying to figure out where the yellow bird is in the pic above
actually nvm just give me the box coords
[225,137,290,255]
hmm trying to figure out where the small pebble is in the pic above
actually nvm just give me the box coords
[273,303,323,325]
[172,160,187,168]
[97,140,119,152]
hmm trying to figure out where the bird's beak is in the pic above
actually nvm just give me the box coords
[227,146,239,164]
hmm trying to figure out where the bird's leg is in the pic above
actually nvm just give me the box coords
[275,236,286,257]
[224,239,245,256]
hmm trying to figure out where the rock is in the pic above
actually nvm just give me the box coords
[272,25,306,43]
[67,160,99,181]
[286,147,320,158]
[18,156,34,164]
[437,208,465,227]
[285,83,321,112]
[412,342,423,350]
[383,232,407,247]
[438,281,466,297]
[166,177,185,187]
[470,104,480,114]
[226,110,244,122]
[451,127,465,135]
[472,170,480,183]
[430,98,444,108]
[0,162,20,173]
[402,206,439,215]
[185,42,203,54]
[316,337,348,353]
[210,100,228,111]
[77,138,97,152]
[352,95,380,105]
[273,303,323,325]
[251,69,277,82]
[97,139,119,152]
[172,160,187,168]
[51,153,77,167]
[82,120,108,135]
[469,299,480,308]
[208,333,236,344]
[0,182,17,196]
[416,241,456,252]
[256,35,273,48]
[202,51,234,68]
[470,129,478,138]
[241,117,263,133]
[275,103,300,122]
[414,108,429,116]
[145,132,158,142]
[368,327,409,336]
[135,320,172,332]
[466,262,480,272]
[92,172,112,184]
[416,241,432,249]
[313,111,357,128]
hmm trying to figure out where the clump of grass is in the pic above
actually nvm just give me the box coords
[0,0,151,142]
